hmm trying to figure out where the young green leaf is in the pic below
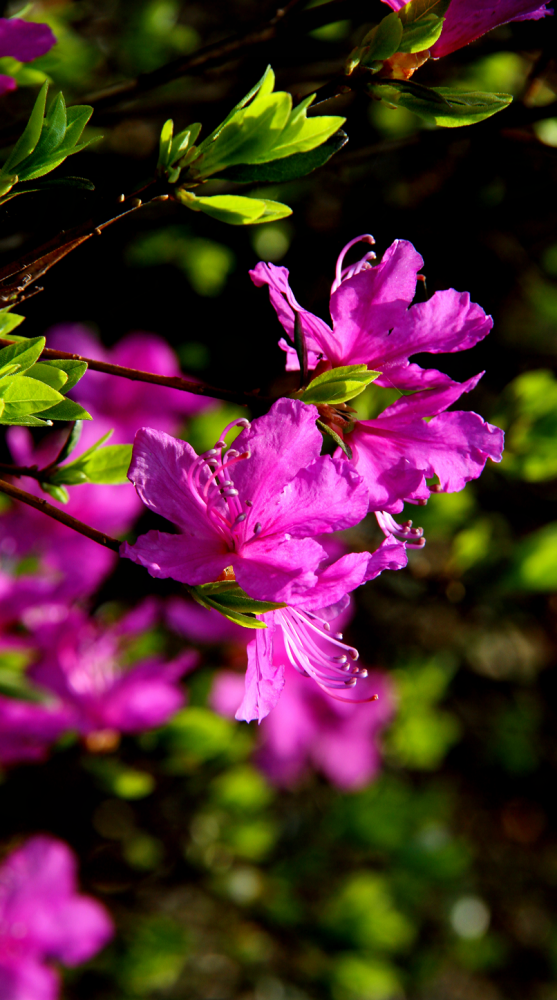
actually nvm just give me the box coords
[397,0,450,53]
[0,374,64,417]
[316,419,353,460]
[177,190,292,225]
[370,79,512,126]
[158,118,174,169]
[200,65,276,149]
[360,12,403,66]
[2,80,48,174]
[0,308,25,337]
[256,95,345,162]
[300,365,380,405]
[51,441,131,485]
[194,92,292,177]
[25,361,68,392]
[40,481,70,504]
[36,399,92,421]
[220,129,348,183]
[0,337,46,375]
[38,358,87,392]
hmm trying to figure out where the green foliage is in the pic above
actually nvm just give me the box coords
[300,365,380,405]
[323,872,415,951]
[359,13,403,67]
[505,522,557,591]
[397,0,450,54]
[127,226,235,296]
[0,83,98,203]
[219,129,348,184]
[495,370,557,481]
[331,954,403,1000]
[189,581,286,630]
[386,657,461,769]
[370,79,513,127]
[177,190,293,225]
[84,757,156,799]
[0,334,92,426]
[50,431,132,487]
[118,915,189,995]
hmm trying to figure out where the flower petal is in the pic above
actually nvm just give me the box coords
[236,619,284,723]
[0,18,56,61]
[250,261,332,366]
[328,240,423,366]
[234,535,323,604]
[121,530,231,585]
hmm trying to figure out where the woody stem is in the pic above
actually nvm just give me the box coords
[0,478,121,552]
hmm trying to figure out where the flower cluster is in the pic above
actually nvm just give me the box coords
[121,233,504,722]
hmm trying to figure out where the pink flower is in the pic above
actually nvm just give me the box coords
[121,399,371,605]
[211,663,394,790]
[233,536,407,723]
[0,19,56,96]
[346,376,505,514]
[0,697,71,767]
[382,0,552,59]
[0,835,113,1000]
[27,605,197,739]
[251,235,492,392]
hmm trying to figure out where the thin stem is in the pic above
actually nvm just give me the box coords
[0,478,121,552]
[0,340,267,406]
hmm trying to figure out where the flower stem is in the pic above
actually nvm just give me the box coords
[0,478,121,552]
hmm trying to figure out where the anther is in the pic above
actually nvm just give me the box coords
[245,500,253,507]
[344,677,357,687]
[223,488,239,497]
[359,668,368,678]
[322,622,331,631]
[334,656,348,664]
[334,632,343,640]
[254,522,262,534]
[234,513,246,524]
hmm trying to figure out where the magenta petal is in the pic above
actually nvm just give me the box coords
[292,552,372,611]
[430,0,553,56]
[365,536,408,580]
[250,262,332,367]
[231,398,323,514]
[328,239,424,366]
[0,19,56,61]
[235,535,324,604]
[100,661,191,732]
[0,697,71,765]
[121,531,231,585]
[236,619,284,723]
[251,454,369,540]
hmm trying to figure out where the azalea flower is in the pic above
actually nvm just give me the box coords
[250,235,493,391]
[26,605,197,743]
[121,398,371,605]
[346,376,505,515]
[0,835,113,1000]
[233,535,407,722]
[0,695,71,766]
[0,18,56,96]
[211,659,394,790]
[382,0,552,59]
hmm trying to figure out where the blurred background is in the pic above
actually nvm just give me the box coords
[1,1,557,998]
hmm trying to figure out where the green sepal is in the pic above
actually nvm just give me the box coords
[300,365,380,405]
[220,129,348,184]
[177,190,292,225]
[317,419,353,460]
[397,0,450,53]
[370,79,512,127]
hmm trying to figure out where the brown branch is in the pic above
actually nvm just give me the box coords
[0,339,267,406]
[0,478,121,552]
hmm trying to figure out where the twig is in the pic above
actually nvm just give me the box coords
[0,478,121,552]
[0,340,268,406]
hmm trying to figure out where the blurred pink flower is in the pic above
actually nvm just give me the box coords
[0,835,113,1000]
[211,663,394,790]
[0,19,56,96]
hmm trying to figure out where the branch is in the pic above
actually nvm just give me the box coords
[0,183,166,308]
[0,478,121,552]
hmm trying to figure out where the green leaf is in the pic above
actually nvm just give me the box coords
[370,79,512,127]
[36,398,92,421]
[317,419,353,460]
[51,442,131,485]
[190,581,285,629]
[0,374,64,417]
[38,358,87,392]
[2,81,48,174]
[58,104,93,148]
[0,363,20,379]
[361,12,403,65]
[0,308,24,337]
[158,118,173,168]
[397,0,450,53]
[200,65,276,149]
[178,190,292,225]
[195,91,292,176]
[0,413,52,426]
[301,365,380,405]
[40,481,69,504]
[258,95,345,162]
[31,90,67,160]
[220,129,348,183]
[67,429,113,464]
[25,361,68,391]
[0,337,45,375]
